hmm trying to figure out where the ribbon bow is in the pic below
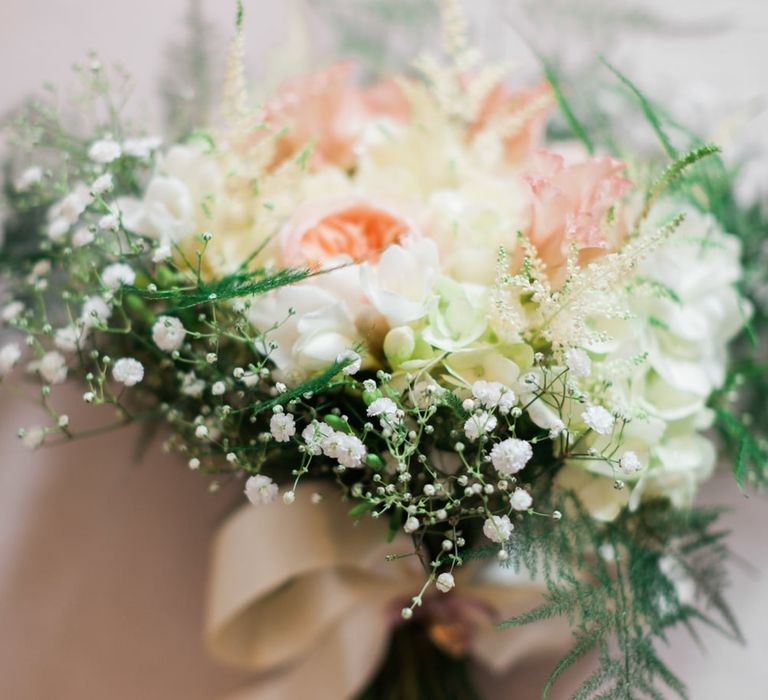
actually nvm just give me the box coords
[206,483,568,700]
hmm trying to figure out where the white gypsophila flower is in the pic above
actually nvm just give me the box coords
[367,397,398,419]
[49,184,92,229]
[403,516,420,533]
[582,405,615,435]
[15,166,43,191]
[152,241,172,263]
[244,474,279,505]
[2,301,24,323]
[101,263,136,290]
[98,213,119,231]
[112,358,144,386]
[122,136,161,160]
[72,227,95,248]
[39,351,67,384]
[20,426,45,450]
[211,381,226,396]
[471,380,504,408]
[81,296,112,328]
[270,412,296,442]
[619,450,642,475]
[482,514,514,543]
[88,139,122,164]
[180,372,205,398]
[240,371,260,388]
[565,348,592,378]
[31,260,50,278]
[510,488,533,512]
[490,438,533,475]
[435,572,455,593]
[152,316,186,352]
[302,421,334,455]
[409,380,444,409]
[337,349,362,375]
[91,173,113,195]
[334,433,367,469]
[195,425,208,439]
[48,218,69,242]
[54,325,87,352]
[497,389,517,415]
[463,411,497,442]
[0,343,22,376]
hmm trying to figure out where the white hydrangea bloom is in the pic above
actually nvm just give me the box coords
[463,411,497,442]
[565,348,592,377]
[152,316,186,352]
[582,406,614,435]
[244,474,279,505]
[112,358,144,386]
[81,296,112,328]
[482,514,514,543]
[88,139,122,163]
[101,263,136,289]
[270,412,296,442]
[435,572,455,593]
[490,438,533,475]
[510,488,533,511]
[39,351,68,384]
[0,343,22,376]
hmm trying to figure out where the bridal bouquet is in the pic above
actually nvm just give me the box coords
[2,1,765,698]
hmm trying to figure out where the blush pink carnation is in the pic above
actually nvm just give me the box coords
[523,151,633,283]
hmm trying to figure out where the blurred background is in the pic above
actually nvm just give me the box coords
[0,1,766,698]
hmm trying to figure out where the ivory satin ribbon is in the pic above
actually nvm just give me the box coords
[206,482,570,700]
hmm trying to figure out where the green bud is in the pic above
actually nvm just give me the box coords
[323,414,352,434]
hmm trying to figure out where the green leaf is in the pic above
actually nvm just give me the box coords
[348,501,376,518]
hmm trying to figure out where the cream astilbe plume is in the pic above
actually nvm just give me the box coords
[223,1,250,135]
[502,214,686,352]
[413,0,510,124]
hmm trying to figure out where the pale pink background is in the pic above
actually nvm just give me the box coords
[0,2,767,699]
